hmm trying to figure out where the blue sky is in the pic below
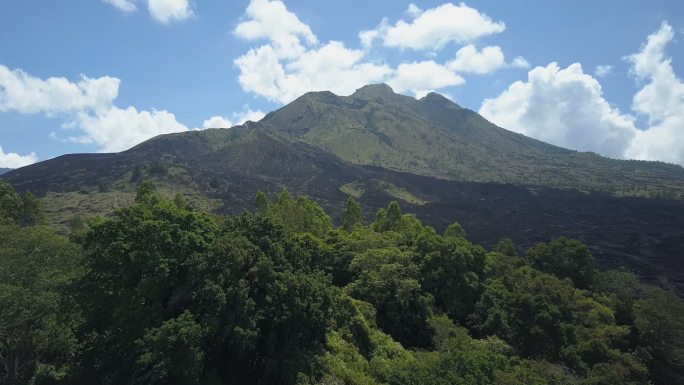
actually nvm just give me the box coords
[1,0,683,167]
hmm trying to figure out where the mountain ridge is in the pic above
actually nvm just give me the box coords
[261,83,684,198]
[2,84,684,291]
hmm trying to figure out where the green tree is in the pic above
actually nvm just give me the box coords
[21,191,46,226]
[494,238,518,257]
[255,191,269,213]
[341,196,364,231]
[417,227,486,321]
[346,247,434,348]
[633,286,684,385]
[471,266,613,360]
[135,180,158,203]
[526,237,596,289]
[0,180,22,223]
[372,201,403,232]
[132,311,206,385]
[0,224,82,385]
[264,189,333,237]
[443,222,466,239]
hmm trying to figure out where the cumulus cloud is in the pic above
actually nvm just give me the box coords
[595,65,612,77]
[0,65,119,114]
[479,62,637,158]
[234,1,526,104]
[388,61,465,97]
[201,107,266,129]
[102,0,137,12]
[479,22,684,166]
[511,56,530,69]
[234,0,317,59]
[0,146,37,168]
[147,0,194,24]
[360,2,505,51]
[103,0,193,24]
[625,22,684,164]
[201,116,232,129]
[70,106,189,152]
[0,64,191,153]
[406,3,423,18]
[447,45,505,74]
[234,1,395,104]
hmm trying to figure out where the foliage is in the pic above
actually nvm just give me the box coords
[0,223,81,385]
[341,196,364,231]
[0,182,681,385]
[526,237,597,289]
[258,189,333,237]
[0,181,47,226]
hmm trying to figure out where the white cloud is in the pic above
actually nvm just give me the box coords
[234,4,393,105]
[147,0,194,24]
[446,45,529,74]
[0,64,190,153]
[361,2,505,51]
[201,116,232,129]
[625,22,684,164]
[0,65,119,115]
[595,65,612,77]
[104,0,193,24]
[406,3,423,18]
[447,45,506,74]
[479,62,637,158]
[234,0,317,59]
[234,1,528,103]
[71,106,188,152]
[0,146,37,168]
[201,107,266,129]
[388,61,464,97]
[512,56,530,69]
[359,26,383,50]
[479,22,684,166]
[103,0,137,12]
[235,0,494,104]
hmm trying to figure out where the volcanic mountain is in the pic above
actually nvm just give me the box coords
[3,84,684,290]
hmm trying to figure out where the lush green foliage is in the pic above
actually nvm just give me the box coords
[1,182,683,385]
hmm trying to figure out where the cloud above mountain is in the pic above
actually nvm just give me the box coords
[360,2,505,51]
[0,146,36,168]
[480,22,684,165]
[0,64,261,159]
[233,0,527,103]
[479,62,637,158]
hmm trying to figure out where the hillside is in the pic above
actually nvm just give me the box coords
[0,168,11,175]
[262,84,684,198]
[2,119,684,291]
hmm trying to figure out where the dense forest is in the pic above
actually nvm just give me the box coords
[1,180,683,385]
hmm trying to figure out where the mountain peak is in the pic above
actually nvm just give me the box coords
[419,92,462,108]
[351,83,396,100]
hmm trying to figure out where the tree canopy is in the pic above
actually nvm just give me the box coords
[0,183,681,385]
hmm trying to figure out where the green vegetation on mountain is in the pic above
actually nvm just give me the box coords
[2,180,683,385]
[262,84,684,198]
[3,87,684,292]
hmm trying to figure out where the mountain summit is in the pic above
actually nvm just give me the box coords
[2,84,684,290]
[261,84,684,198]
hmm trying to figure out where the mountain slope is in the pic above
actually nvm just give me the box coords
[2,85,684,291]
[261,84,684,198]
[3,122,684,292]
